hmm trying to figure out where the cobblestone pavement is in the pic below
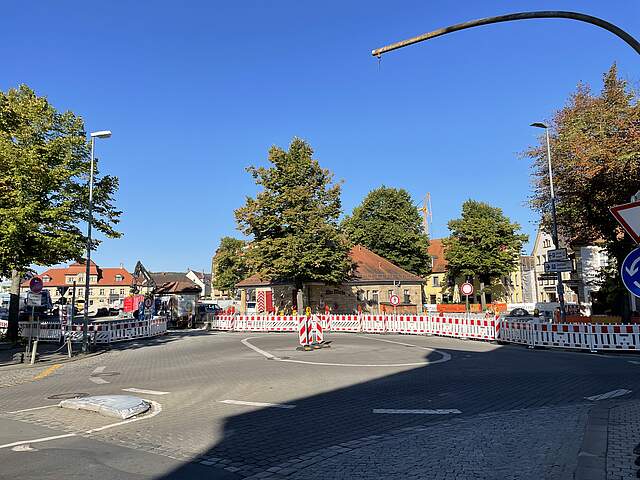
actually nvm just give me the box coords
[1,331,640,479]
[607,400,640,480]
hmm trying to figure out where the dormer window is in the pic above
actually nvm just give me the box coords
[42,276,50,283]
[115,275,123,282]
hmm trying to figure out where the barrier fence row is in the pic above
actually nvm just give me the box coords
[17,316,167,344]
[208,314,640,352]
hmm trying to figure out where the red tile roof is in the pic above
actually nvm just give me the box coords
[236,245,424,287]
[428,239,448,274]
[21,262,132,287]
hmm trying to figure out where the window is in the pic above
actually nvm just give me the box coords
[115,275,123,282]
[388,290,393,301]
[88,288,93,296]
[120,288,125,295]
[66,276,74,284]
[429,295,437,304]
[372,291,379,303]
[432,276,440,287]
[90,275,97,283]
[42,276,50,283]
[403,289,410,304]
[110,288,115,295]
[78,288,84,296]
[99,289,104,296]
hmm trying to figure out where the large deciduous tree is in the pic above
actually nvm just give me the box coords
[524,65,640,317]
[444,200,527,310]
[213,237,249,295]
[235,138,351,309]
[341,186,430,277]
[0,85,121,339]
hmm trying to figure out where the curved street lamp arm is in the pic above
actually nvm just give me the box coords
[371,11,640,57]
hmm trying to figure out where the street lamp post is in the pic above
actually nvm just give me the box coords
[531,123,567,323]
[82,130,112,353]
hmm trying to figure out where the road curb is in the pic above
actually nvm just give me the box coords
[0,349,106,373]
[575,402,611,480]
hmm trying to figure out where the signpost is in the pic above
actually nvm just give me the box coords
[26,277,43,363]
[544,260,573,273]
[461,282,474,312]
[611,191,640,312]
[547,248,568,261]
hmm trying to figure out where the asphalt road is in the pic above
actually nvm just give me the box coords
[0,330,638,479]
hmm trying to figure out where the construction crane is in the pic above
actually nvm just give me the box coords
[420,193,432,236]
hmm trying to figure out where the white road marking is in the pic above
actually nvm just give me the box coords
[585,389,632,401]
[0,433,77,450]
[89,377,109,384]
[241,336,451,367]
[0,401,162,449]
[373,409,461,415]
[6,404,58,414]
[92,366,106,374]
[11,444,36,452]
[219,399,296,409]
[122,388,170,396]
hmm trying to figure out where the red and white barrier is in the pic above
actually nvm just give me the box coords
[298,317,309,345]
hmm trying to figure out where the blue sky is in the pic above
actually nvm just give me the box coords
[2,1,639,273]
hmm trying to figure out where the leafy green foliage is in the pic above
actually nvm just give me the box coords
[341,187,430,277]
[524,65,640,314]
[0,85,121,277]
[213,237,249,293]
[444,200,527,284]
[235,138,351,287]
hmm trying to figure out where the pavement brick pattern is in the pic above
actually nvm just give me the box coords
[607,401,640,480]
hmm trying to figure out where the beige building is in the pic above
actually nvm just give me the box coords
[21,260,132,309]
[236,246,425,314]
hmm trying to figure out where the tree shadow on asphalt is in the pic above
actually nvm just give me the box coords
[154,336,640,480]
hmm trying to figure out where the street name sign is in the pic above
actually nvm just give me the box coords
[621,247,640,297]
[544,260,573,273]
[610,200,640,244]
[460,282,474,296]
[547,248,567,261]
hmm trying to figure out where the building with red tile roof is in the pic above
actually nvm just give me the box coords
[21,260,133,309]
[236,245,424,314]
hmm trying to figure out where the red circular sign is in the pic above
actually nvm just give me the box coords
[389,294,400,306]
[461,282,474,296]
[29,277,43,294]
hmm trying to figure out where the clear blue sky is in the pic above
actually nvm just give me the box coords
[2,1,639,273]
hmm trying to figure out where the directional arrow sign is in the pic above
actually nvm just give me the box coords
[610,200,640,244]
[621,247,640,297]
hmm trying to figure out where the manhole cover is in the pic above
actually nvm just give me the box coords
[47,392,89,400]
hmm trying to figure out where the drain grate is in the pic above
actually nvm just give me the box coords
[47,392,89,400]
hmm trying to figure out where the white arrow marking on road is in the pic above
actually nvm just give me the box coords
[585,389,632,401]
[219,400,296,409]
[6,404,58,414]
[122,388,170,396]
[626,256,640,277]
[11,444,36,452]
[373,409,461,415]
[92,366,106,374]
[89,377,109,384]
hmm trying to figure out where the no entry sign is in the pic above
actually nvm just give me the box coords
[461,282,474,296]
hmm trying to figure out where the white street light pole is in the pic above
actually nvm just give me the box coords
[82,130,112,353]
[531,123,567,322]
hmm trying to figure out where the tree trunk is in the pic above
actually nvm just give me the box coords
[7,270,21,342]
[480,280,487,311]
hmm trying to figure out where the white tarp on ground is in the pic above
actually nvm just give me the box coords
[59,395,150,419]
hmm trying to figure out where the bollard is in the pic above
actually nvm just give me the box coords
[67,337,72,358]
[30,340,38,365]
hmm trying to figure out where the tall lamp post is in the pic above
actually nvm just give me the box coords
[82,130,112,353]
[531,123,567,322]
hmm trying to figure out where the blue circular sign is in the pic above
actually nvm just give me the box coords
[621,247,640,297]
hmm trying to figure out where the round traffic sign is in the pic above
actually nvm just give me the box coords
[144,297,153,308]
[29,277,43,294]
[389,294,400,306]
[621,247,640,297]
[461,282,474,296]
